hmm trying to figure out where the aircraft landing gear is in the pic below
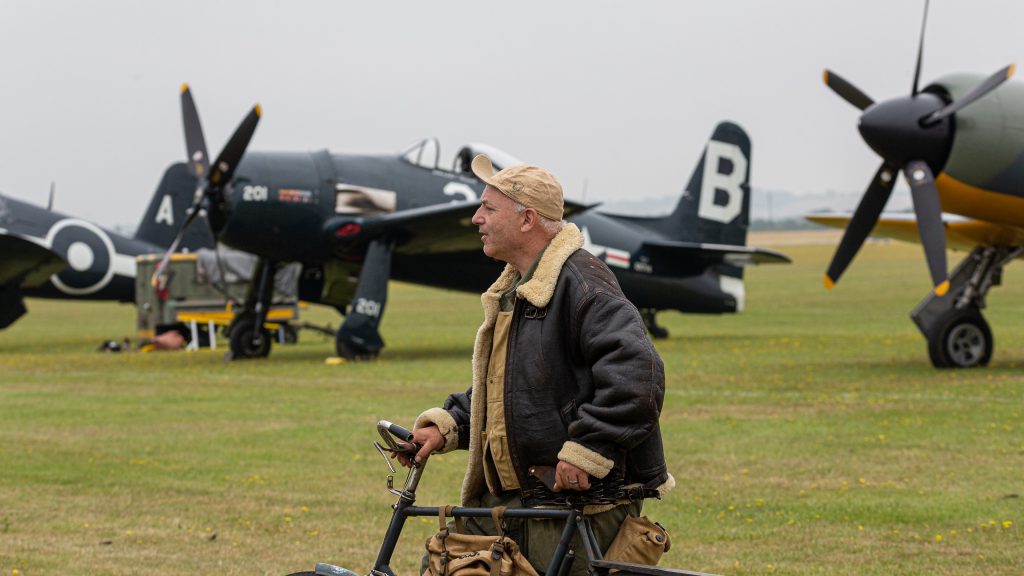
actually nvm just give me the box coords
[911,245,1019,369]
[227,259,279,360]
[335,238,393,360]
[641,308,669,339]
[229,314,272,358]
[926,309,992,368]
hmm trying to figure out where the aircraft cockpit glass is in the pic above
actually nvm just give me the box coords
[401,139,525,177]
[452,143,524,175]
[400,138,441,170]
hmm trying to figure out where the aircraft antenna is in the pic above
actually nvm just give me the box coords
[47,181,55,211]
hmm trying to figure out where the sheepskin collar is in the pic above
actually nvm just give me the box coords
[482,224,584,309]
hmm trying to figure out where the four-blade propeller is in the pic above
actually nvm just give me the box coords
[821,1,1013,296]
[151,84,261,290]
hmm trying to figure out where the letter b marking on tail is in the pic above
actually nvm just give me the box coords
[697,141,747,224]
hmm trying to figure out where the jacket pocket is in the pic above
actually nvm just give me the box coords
[558,399,578,427]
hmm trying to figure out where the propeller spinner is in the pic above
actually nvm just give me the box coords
[821,1,1013,297]
[151,85,261,290]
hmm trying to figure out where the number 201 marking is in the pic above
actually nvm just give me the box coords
[242,185,269,201]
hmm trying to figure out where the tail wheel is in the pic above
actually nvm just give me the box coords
[927,309,992,369]
[229,317,272,359]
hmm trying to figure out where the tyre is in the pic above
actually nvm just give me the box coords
[927,309,992,369]
[229,317,272,359]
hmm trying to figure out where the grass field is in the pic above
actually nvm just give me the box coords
[1,240,1022,575]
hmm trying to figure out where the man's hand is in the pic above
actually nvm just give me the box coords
[395,425,444,468]
[552,460,591,491]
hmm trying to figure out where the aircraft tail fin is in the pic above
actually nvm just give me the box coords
[659,121,753,246]
[134,163,215,251]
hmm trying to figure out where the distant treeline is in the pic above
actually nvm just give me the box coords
[749,218,826,231]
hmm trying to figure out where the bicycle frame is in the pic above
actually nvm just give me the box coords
[304,420,718,576]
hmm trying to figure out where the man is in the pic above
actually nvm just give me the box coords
[407,154,672,575]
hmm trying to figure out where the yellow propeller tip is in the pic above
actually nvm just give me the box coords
[822,69,829,85]
[1009,64,1016,78]
[255,103,262,117]
[934,280,950,297]
[180,82,190,94]
[823,276,835,290]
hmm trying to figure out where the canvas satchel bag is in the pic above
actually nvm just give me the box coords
[425,506,539,576]
[603,514,671,568]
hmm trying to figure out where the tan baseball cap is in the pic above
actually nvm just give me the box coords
[471,154,564,221]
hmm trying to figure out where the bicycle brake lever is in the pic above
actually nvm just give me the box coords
[373,441,398,474]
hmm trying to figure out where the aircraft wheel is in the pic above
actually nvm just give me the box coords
[230,317,272,359]
[927,309,992,369]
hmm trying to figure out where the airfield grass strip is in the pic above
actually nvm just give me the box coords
[0,242,1021,575]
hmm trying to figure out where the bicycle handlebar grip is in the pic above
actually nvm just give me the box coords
[387,421,414,442]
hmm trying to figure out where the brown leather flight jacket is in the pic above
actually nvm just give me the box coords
[417,224,673,505]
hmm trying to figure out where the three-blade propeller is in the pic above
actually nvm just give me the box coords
[151,85,261,290]
[821,1,1012,297]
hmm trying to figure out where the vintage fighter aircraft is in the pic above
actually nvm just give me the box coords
[154,85,789,360]
[0,169,213,330]
[813,0,1023,368]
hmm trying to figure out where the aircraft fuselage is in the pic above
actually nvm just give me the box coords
[213,148,746,315]
[930,74,1024,228]
[0,193,160,302]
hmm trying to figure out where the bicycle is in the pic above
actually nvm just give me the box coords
[287,420,720,576]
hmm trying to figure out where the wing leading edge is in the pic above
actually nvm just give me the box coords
[0,235,67,329]
[327,198,597,257]
[807,213,1024,252]
[0,235,67,287]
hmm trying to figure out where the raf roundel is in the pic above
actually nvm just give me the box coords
[45,219,116,295]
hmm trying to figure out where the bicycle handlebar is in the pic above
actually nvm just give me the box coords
[385,420,414,442]
[376,419,419,459]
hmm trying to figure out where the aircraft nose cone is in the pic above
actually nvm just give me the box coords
[857,93,953,170]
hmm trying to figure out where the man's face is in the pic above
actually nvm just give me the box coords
[471,186,523,263]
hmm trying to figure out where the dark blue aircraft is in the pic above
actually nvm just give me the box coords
[147,86,788,360]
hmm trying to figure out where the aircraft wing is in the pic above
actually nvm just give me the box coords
[330,198,600,256]
[639,239,790,277]
[806,213,1024,251]
[0,234,66,287]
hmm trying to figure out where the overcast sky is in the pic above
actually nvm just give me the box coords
[1,0,1021,229]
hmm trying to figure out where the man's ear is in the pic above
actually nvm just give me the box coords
[520,208,537,232]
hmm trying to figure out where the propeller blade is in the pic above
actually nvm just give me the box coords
[921,64,1015,126]
[823,69,875,111]
[149,206,202,289]
[181,83,210,179]
[824,163,898,288]
[911,0,931,95]
[207,104,262,187]
[904,161,949,295]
